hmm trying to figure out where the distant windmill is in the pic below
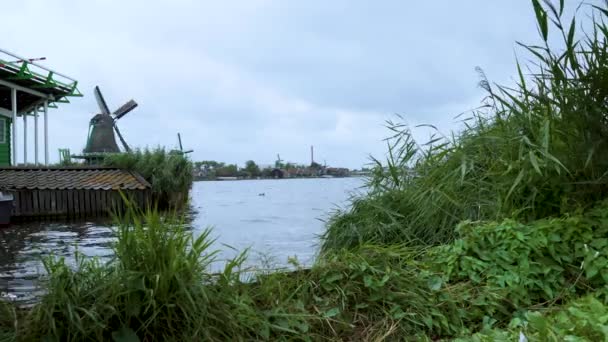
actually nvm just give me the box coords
[171,133,193,155]
[275,154,283,168]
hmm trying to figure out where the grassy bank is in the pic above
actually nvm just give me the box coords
[322,0,608,252]
[3,200,608,340]
[103,148,193,208]
[3,0,608,340]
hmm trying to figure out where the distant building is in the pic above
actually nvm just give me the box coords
[325,167,350,177]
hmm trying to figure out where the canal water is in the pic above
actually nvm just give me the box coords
[0,177,364,302]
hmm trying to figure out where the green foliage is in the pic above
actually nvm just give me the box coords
[420,199,608,327]
[19,207,220,341]
[244,160,261,177]
[216,163,238,177]
[3,200,608,340]
[103,147,193,207]
[0,299,17,342]
[458,290,608,341]
[193,160,241,179]
[323,0,608,251]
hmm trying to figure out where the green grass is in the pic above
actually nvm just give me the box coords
[4,199,608,340]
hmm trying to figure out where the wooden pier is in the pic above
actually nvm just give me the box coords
[0,166,151,220]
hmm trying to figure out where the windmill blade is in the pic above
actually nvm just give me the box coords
[113,100,138,120]
[183,150,194,154]
[177,133,183,151]
[113,124,131,153]
[94,86,111,115]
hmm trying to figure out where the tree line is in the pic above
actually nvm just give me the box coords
[193,160,330,180]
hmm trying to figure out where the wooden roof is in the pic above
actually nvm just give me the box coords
[0,167,150,190]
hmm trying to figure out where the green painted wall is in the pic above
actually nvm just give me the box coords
[0,117,11,166]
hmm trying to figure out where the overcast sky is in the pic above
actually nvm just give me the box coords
[1,1,577,168]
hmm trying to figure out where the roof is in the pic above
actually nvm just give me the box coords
[0,48,82,115]
[0,167,151,190]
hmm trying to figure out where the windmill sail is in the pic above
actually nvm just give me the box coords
[113,99,138,120]
[94,86,111,115]
[114,124,131,153]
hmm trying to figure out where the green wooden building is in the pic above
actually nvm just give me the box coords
[0,116,11,165]
[0,48,82,166]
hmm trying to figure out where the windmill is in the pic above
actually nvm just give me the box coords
[170,133,193,155]
[74,86,137,163]
[275,154,283,168]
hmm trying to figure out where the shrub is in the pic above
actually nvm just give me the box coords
[457,289,608,341]
[103,147,193,208]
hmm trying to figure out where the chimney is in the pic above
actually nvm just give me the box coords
[310,145,314,165]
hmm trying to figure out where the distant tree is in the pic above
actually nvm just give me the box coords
[193,160,226,179]
[216,164,238,177]
[195,160,223,171]
[244,160,261,177]
[261,167,274,178]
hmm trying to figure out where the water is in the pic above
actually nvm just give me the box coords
[0,177,364,302]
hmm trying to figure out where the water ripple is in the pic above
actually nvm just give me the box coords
[0,178,363,301]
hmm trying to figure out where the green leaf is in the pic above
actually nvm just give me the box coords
[112,327,140,342]
[593,5,608,18]
[529,151,542,175]
[601,269,608,283]
[260,324,270,339]
[363,275,374,287]
[590,238,608,249]
[428,275,443,291]
[506,170,525,201]
[532,0,549,41]
[567,17,576,48]
[324,307,341,318]
[586,264,599,279]
[516,60,527,93]
[548,233,561,242]
[324,273,343,283]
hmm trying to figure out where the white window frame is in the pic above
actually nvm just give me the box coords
[0,118,5,144]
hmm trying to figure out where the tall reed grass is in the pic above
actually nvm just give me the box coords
[323,0,608,252]
[103,147,194,208]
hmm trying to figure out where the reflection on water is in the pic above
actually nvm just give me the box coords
[0,177,363,302]
[0,220,116,303]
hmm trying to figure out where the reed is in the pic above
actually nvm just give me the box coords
[103,147,194,208]
[323,0,608,252]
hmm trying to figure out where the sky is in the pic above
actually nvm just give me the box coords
[0,1,580,169]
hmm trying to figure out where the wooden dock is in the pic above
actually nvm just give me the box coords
[0,166,151,220]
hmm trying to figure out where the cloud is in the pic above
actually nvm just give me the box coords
[1,0,581,168]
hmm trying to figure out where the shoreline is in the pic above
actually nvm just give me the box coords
[194,175,369,182]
